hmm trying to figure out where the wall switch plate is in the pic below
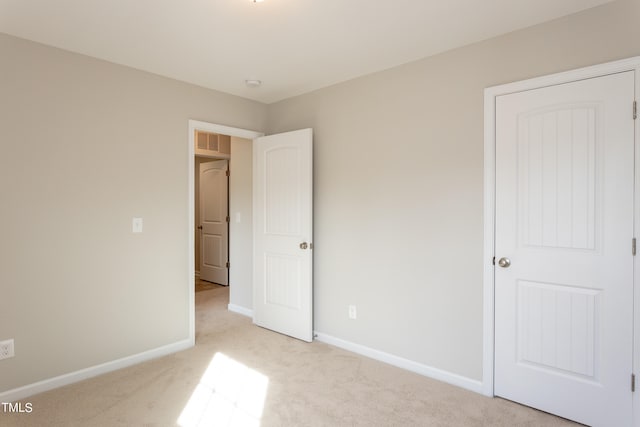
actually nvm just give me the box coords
[0,339,15,360]
[348,305,357,319]
[132,217,143,233]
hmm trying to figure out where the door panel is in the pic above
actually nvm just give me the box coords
[253,129,313,342]
[516,280,599,378]
[494,72,634,427]
[199,160,229,285]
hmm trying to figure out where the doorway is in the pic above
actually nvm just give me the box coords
[188,120,264,343]
[187,121,315,345]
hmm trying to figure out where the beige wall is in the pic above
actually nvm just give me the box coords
[0,33,266,393]
[266,0,640,381]
[229,137,253,310]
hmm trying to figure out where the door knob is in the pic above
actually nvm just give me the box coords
[299,242,308,250]
[498,257,511,268]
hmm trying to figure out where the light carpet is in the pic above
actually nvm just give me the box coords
[0,286,579,426]
[195,278,220,293]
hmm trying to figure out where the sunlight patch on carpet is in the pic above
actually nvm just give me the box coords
[178,352,269,427]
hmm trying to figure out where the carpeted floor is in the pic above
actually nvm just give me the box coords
[0,286,579,426]
[195,278,223,292]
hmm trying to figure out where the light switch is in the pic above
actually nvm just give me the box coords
[132,217,143,233]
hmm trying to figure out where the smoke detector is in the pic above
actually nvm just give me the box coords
[245,79,262,88]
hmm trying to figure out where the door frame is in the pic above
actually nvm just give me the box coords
[187,120,264,345]
[483,56,640,404]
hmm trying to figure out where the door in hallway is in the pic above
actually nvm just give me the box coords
[199,159,229,285]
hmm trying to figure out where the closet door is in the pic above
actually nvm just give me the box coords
[494,72,635,427]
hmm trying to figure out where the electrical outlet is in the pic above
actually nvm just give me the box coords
[0,339,14,360]
[348,305,357,319]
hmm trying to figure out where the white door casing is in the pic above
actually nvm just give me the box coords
[253,129,313,342]
[494,72,635,426]
[199,160,229,285]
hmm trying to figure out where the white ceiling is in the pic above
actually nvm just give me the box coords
[0,0,613,104]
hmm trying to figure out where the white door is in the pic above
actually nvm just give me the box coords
[494,72,635,426]
[253,129,313,342]
[199,160,229,285]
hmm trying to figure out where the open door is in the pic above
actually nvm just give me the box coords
[253,129,313,342]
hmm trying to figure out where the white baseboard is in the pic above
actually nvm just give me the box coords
[227,304,253,318]
[0,339,192,403]
[314,332,483,394]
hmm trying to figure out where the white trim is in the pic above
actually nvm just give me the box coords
[188,120,264,346]
[483,56,640,399]
[482,89,496,397]
[227,304,253,317]
[190,120,264,141]
[485,56,640,98]
[314,332,483,394]
[634,66,640,427]
[0,339,191,402]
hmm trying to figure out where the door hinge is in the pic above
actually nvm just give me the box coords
[633,238,636,256]
[634,100,637,120]
[632,374,636,392]
[226,261,230,269]
[226,169,230,177]
[226,215,230,223]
